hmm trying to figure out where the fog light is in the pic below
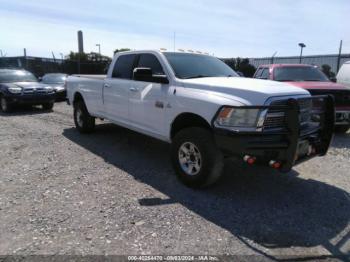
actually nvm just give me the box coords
[243,155,256,165]
[269,160,281,169]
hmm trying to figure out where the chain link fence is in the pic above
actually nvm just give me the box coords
[248,54,350,73]
[0,56,109,77]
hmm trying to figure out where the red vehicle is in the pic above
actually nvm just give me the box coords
[254,64,350,133]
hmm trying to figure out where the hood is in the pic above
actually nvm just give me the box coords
[285,81,349,91]
[180,77,309,105]
[6,81,52,90]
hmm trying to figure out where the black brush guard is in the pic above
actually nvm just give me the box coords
[213,95,335,172]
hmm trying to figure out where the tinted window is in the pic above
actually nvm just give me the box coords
[137,54,164,75]
[163,52,238,79]
[274,66,329,82]
[260,68,269,79]
[0,70,37,83]
[112,54,137,79]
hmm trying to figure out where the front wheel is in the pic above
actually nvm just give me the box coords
[74,100,95,133]
[0,96,12,113]
[171,127,224,188]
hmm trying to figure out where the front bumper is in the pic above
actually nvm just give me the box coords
[5,93,55,105]
[213,96,335,172]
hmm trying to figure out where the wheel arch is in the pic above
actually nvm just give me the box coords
[170,112,212,140]
[73,92,85,106]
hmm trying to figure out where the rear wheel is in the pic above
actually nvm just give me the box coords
[74,100,95,133]
[0,96,12,113]
[42,102,54,111]
[335,125,350,134]
[171,127,224,188]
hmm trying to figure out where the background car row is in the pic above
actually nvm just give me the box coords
[1,62,350,134]
[0,69,67,112]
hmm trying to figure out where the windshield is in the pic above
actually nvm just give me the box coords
[42,74,67,84]
[274,66,329,82]
[163,52,238,79]
[0,70,38,83]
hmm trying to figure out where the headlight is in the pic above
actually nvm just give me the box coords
[8,86,22,94]
[214,107,261,128]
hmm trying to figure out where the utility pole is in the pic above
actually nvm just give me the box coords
[51,51,56,62]
[23,48,28,69]
[0,50,3,57]
[271,51,277,64]
[173,32,176,52]
[96,44,101,55]
[298,43,306,63]
[77,30,84,74]
[337,40,343,73]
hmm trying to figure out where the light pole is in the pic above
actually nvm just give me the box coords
[60,53,64,60]
[298,43,306,63]
[96,44,101,55]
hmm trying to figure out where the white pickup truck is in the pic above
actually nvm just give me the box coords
[66,50,335,187]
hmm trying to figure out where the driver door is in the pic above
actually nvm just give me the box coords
[129,53,169,136]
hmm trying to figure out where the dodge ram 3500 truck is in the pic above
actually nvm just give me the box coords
[66,50,335,188]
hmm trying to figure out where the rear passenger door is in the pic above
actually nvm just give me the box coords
[103,54,137,123]
[128,53,168,136]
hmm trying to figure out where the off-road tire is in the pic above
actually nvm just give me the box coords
[0,96,12,113]
[73,100,95,133]
[171,127,224,188]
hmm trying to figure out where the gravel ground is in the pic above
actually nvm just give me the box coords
[0,102,349,260]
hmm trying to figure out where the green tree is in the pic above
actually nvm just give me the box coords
[114,48,131,54]
[66,51,111,62]
[223,57,257,77]
[321,64,336,78]
[67,51,88,61]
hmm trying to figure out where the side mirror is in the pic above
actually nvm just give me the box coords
[133,67,169,84]
[329,76,337,83]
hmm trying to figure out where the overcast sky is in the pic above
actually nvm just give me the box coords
[0,0,349,58]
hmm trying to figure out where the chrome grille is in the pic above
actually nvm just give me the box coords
[23,88,48,95]
[263,98,312,130]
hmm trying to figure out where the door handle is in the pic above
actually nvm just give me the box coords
[104,84,111,88]
[129,87,139,92]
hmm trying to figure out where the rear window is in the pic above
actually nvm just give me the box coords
[112,54,137,79]
[274,66,329,82]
